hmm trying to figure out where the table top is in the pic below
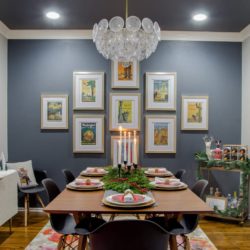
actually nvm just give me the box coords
[44,187,213,215]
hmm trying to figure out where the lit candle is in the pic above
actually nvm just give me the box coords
[133,131,137,164]
[124,131,127,162]
[118,140,122,165]
[128,132,131,165]
[119,126,122,141]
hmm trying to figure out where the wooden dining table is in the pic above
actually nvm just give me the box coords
[44,178,213,250]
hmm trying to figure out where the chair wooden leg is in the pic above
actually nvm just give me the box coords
[57,235,64,250]
[24,194,29,227]
[184,235,191,250]
[36,193,45,207]
[109,214,116,221]
[169,235,178,250]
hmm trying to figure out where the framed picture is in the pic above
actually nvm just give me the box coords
[145,72,176,110]
[109,93,141,131]
[223,144,248,162]
[73,114,104,153]
[73,71,104,110]
[111,135,139,167]
[41,94,68,129]
[206,196,227,211]
[111,60,139,89]
[145,115,176,153]
[181,96,209,130]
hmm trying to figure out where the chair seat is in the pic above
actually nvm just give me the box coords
[19,185,45,194]
[75,217,106,235]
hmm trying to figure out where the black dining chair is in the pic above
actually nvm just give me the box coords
[174,169,186,181]
[149,179,208,249]
[42,178,106,249]
[19,169,47,226]
[82,219,169,250]
[62,169,75,184]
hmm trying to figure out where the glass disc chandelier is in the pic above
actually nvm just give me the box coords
[92,0,161,63]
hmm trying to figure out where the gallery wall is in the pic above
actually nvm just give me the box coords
[0,33,7,159]
[8,39,242,193]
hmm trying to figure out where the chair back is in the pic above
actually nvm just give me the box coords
[62,169,75,184]
[89,220,169,250]
[174,169,186,181]
[42,178,61,202]
[192,179,208,198]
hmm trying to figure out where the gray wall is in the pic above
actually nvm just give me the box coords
[8,39,242,194]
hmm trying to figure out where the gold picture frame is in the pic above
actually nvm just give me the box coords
[109,93,141,131]
[41,94,68,129]
[145,72,177,111]
[73,114,104,153]
[111,60,139,89]
[181,96,209,130]
[73,71,104,110]
[145,115,176,153]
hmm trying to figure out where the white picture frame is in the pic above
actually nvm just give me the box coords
[145,72,176,110]
[145,115,176,153]
[111,60,139,89]
[41,94,68,129]
[73,114,104,153]
[73,71,104,110]
[206,196,227,211]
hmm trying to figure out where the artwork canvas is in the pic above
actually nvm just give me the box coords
[73,115,104,153]
[41,95,68,129]
[73,72,104,110]
[145,115,176,153]
[112,60,139,88]
[146,72,176,110]
[181,96,209,130]
[110,93,140,131]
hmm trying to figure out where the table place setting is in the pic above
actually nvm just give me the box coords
[144,167,173,177]
[150,177,188,191]
[80,167,108,177]
[66,178,104,191]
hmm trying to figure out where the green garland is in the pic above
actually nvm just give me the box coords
[102,167,153,194]
[195,151,250,218]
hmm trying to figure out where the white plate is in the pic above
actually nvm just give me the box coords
[80,169,108,177]
[67,181,104,190]
[145,170,173,177]
[150,181,188,190]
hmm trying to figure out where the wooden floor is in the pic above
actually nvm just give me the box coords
[1,212,250,250]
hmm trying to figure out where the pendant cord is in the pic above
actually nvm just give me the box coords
[125,0,128,19]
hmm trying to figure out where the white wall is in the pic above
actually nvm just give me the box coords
[0,33,8,159]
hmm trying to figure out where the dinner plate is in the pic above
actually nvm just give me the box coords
[150,181,188,190]
[80,169,108,177]
[66,181,104,191]
[145,170,173,177]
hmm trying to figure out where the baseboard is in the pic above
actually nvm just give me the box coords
[18,207,44,212]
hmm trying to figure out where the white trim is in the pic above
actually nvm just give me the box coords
[0,20,250,42]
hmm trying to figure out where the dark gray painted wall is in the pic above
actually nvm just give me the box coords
[8,40,242,196]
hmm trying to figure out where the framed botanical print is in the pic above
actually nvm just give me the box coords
[145,72,176,110]
[111,135,139,167]
[41,94,68,129]
[111,60,139,89]
[145,115,176,153]
[181,96,209,130]
[109,93,141,131]
[73,114,104,153]
[73,71,104,110]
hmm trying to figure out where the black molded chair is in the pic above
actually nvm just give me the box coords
[174,169,186,181]
[85,220,169,250]
[42,178,105,249]
[150,179,208,249]
[62,169,75,184]
[19,169,47,226]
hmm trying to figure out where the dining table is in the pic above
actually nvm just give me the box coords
[44,172,213,250]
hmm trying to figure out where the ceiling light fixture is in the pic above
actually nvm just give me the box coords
[193,13,207,22]
[92,0,161,63]
[46,11,60,20]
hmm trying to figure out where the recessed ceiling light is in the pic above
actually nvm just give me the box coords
[46,11,60,20]
[193,13,207,22]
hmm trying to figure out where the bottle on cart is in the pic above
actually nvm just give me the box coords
[214,187,221,197]
[227,194,232,208]
[210,187,214,196]
[231,191,238,208]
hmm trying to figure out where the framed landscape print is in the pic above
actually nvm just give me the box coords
[145,72,176,110]
[109,93,141,131]
[111,135,139,167]
[73,71,104,110]
[145,115,176,153]
[73,115,104,153]
[111,60,139,89]
[181,96,209,130]
[41,94,68,129]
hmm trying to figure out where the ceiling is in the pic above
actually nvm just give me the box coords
[0,0,250,32]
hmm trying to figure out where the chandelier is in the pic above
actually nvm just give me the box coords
[92,0,161,63]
